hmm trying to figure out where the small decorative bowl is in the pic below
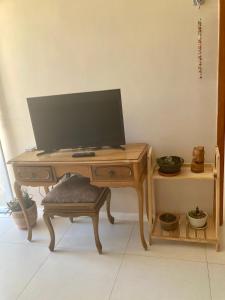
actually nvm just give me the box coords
[159,213,179,231]
[157,156,184,174]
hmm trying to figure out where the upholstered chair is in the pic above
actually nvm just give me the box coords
[42,175,114,254]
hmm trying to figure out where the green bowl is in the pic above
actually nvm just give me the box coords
[157,156,184,174]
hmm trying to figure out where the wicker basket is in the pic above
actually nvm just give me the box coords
[11,201,37,229]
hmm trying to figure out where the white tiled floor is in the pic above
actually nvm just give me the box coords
[0,212,225,300]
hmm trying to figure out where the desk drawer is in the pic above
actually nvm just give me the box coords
[14,166,54,182]
[92,166,133,181]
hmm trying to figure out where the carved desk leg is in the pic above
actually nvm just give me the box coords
[136,183,148,250]
[145,177,153,245]
[147,178,153,246]
[145,178,149,222]
[14,181,32,241]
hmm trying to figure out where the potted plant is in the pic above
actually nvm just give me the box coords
[7,191,37,229]
[159,212,179,231]
[187,206,208,228]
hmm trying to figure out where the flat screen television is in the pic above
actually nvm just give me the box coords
[27,89,126,152]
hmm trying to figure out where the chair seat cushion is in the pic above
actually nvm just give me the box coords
[42,176,107,204]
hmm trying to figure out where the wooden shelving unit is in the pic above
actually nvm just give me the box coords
[153,163,214,180]
[147,147,220,251]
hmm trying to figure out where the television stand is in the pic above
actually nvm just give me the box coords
[9,143,149,250]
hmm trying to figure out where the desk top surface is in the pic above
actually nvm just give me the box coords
[8,143,148,164]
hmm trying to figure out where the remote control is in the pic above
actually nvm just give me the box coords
[72,151,95,158]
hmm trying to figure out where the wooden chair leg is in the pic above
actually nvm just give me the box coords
[43,212,55,251]
[106,192,114,224]
[145,179,149,221]
[91,214,102,254]
[69,217,74,223]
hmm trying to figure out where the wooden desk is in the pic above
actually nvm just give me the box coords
[8,143,149,250]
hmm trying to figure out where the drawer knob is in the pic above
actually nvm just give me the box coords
[109,170,115,177]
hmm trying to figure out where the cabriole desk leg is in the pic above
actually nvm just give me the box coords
[136,184,148,250]
[14,181,32,241]
[147,178,153,246]
[145,178,149,221]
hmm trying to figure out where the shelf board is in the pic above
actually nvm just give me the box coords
[152,214,217,245]
[153,164,215,180]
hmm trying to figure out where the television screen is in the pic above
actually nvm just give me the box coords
[27,89,126,151]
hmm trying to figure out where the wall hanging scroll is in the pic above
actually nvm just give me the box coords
[194,0,204,79]
[198,18,203,79]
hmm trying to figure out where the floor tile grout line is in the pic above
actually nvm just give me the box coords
[0,216,73,245]
[0,222,16,238]
[0,218,134,248]
[204,245,213,300]
[108,222,135,300]
[0,240,54,249]
[16,251,52,300]
[1,225,217,267]
[123,222,136,255]
[206,260,213,300]
[51,223,72,249]
[16,221,74,300]
[0,231,73,249]
[54,221,73,247]
[124,250,208,264]
[16,222,135,300]
[4,216,222,299]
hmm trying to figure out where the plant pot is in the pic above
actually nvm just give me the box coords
[11,201,37,229]
[159,213,179,231]
[187,211,208,228]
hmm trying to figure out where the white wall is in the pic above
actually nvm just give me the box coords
[0,0,219,213]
